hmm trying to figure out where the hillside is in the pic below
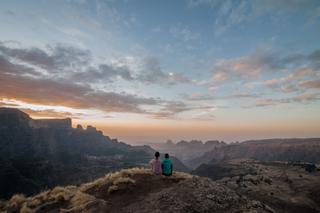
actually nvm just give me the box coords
[189,138,320,169]
[192,159,320,213]
[0,168,273,213]
[0,108,189,199]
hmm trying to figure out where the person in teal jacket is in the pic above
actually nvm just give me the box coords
[162,153,173,176]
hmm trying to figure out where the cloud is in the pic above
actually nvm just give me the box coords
[282,68,314,82]
[0,101,82,118]
[70,64,134,82]
[299,79,320,89]
[136,57,190,85]
[255,98,284,107]
[0,55,160,114]
[213,72,227,81]
[0,42,91,72]
[151,101,215,119]
[292,92,320,102]
[136,57,166,83]
[152,102,190,119]
[0,41,190,86]
[264,79,279,87]
[259,67,317,93]
[168,72,190,84]
[213,0,250,36]
[212,48,294,81]
[188,0,320,36]
[184,92,259,101]
[19,108,83,119]
[216,48,319,94]
[0,54,41,76]
[280,85,298,93]
[308,49,320,69]
[255,92,320,107]
[0,46,194,119]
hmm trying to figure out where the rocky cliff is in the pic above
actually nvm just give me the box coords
[0,108,189,199]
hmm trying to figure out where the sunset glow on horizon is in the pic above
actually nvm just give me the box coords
[1,0,320,144]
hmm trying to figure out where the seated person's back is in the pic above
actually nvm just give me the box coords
[150,151,162,174]
[162,153,172,176]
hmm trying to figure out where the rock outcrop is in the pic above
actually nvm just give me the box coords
[0,168,273,213]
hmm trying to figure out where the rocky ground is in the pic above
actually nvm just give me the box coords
[1,160,319,213]
[215,159,320,213]
[0,168,273,213]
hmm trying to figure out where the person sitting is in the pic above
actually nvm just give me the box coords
[162,153,173,176]
[149,151,162,175]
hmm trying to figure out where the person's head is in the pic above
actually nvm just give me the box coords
[155,152,160,159]
[165,153,169,159]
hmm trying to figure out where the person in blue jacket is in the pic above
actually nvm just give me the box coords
[162,153,173,176]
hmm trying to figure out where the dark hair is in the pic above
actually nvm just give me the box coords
[155,152,160,158]
[165,153,169,158]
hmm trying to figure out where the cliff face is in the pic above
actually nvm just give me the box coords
[0,108,189,199]
[0,108,31,129]
[0,108,71,129]
[0,108,143,199]
[30,118,72,129]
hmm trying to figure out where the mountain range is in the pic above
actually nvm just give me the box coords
[1,108,320,213]
[189,138,320,169]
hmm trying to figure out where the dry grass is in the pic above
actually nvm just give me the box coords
[80,167,152,192]
[113,177,136,185]
[172,172,194,179]
[7,194,26,212]
[1,167,194,212]
[20,203,33,213]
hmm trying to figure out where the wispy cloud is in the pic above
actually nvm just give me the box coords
[151,101,215,120]
[299,79,320,89]
[183,92,259,101]
[255,92,320,107]
[212,48,308,82]
[188,0,320,36]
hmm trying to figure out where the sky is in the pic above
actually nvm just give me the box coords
[0,0,320,144]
